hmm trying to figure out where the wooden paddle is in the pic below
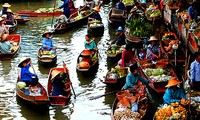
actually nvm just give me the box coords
[89,90,120,100]
[51,0,57,28]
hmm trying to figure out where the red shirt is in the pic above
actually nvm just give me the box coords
[121,49,137,67]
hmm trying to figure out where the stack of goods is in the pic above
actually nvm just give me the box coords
[123,0,134,5]
[144,67,173,82]
[126,18,152,37]
[114,85,148,120]
[107,65,128,79]
[107,45,125,56]
[35,8,62,13]
[145,5,161,18]
[165,0,179,9]
[89,19,102,27]
[162,32,179,52]
[72,10,91,21]
[155,101,189,120]
[190,92,200,112]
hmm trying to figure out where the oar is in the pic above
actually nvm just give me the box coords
[51,0,57,28]
[63,61,76,99]
[89,90,120,100]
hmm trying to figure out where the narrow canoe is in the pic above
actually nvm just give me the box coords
[16,76,49,105]
[0,34,21,60]
[111,85,148,120]
[87,21,104,36]
[37,47,57,66]
[76,49,99,72]
[5,20,18,34]
[108,8,127,26]
[47,67,71,106]
[103,63,128,86]
[54,7,93,34]
[14,14,30,24]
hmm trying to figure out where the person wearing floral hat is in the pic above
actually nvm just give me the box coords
[0,17,9,37]
[18,58,38,87]
[88,6,101,21]
[163,78,186,105]
[0,3,11,15]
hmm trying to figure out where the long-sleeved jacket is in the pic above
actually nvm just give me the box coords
[59,0,70,18]
[123,73,149,89]
[190,60,200,82]
[21,64,37,82]
[42,37,54,51]
[163,87,186,105]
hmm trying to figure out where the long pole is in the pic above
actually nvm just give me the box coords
[51,0,57,28]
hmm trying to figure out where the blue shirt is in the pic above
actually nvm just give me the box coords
[190,60,200,82]
[123,73,149,89]
[163,87,186,105]
[91,12,102,21]
[0,41,12,54]
[21,64,36,82]
[59,0,70,17]
[2,7,7,15]
[84,40,96,50]
[188,6,198,21]
[42,37,54,51]
[146,44,160,59]
[116,2,125,10]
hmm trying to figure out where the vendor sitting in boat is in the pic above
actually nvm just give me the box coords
[116,0,125,10]
[42,30,56,55]
[113,26,125,46]
[0,17,9,35]
[88,6,102,22]
[163,78,186,105]
[5,9,14,25]
[146,36,161,61]
[0,33,14,54]
[51,63,70,96]
[84,34,97,51]
[118,43,138,67]
[127,2,145,22]
[0,3,11,16]
[123,63,150,92]
[18,58,38,88]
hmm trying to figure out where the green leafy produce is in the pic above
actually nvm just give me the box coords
[126,18,152,37]
[123,0,134,5]
[17,82,26,89]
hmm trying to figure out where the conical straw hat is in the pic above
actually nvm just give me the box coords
[2,3,11,7]
[148,36,158,42]
[51,70,61,80]
[18,58,31,68]
[165,78,182,87]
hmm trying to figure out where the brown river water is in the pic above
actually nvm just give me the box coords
[0,0,164,120]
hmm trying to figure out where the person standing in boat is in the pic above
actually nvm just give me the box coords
[116,0,125,10]
[118,44,138,67]
[0,3,11,16]
[190,52,200,91]
[18,58,38,88]
[146,36,161,61]
[5,9,14,25]
[163,78,186,105]
[59,0,70,18]
[123,63,150,91]
[113,26,125,46]
[42,30,56,54]
[51,63,70,96]
[89,6,101,21]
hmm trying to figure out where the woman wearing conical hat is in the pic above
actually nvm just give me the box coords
[0,3,11,15]
[163,78,186,105]
[146,36,161,61]
[5,9,14,25]
[42,30,56,54]
[88,6,101,21]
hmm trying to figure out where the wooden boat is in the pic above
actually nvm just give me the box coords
[125,31,147,43]
[87,20,104,36]
[0,34,21,60]
[160,32,185,63]
[111,85,148,120]
[107,44,125,60]
[54,6,93,34]
[103,63,128,85]
[16,75,49,105]
[108,8,127,26]
[17,10,62,17]
[14,14,30,24]
[37,48,57,65]
[76,49,99,72]
[5,20,18,33]
[47,66,72,106]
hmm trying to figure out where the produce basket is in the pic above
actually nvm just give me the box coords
[125,32,145,43]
